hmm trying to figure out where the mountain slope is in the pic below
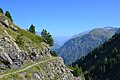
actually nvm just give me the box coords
[0,13,81,80]
[51,36,70,51]
[72,31,120,80]
[58,27,118,65]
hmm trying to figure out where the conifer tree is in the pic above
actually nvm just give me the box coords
[5,11,13,22]
[41,29,54,46]
[0,8,4,14]
[29,24,35,34]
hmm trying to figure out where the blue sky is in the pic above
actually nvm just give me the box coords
[0,0,120,36]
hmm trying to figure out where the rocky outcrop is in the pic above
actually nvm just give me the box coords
[9,24,18,31]
[0,34,23,70]
[0,14,18,31]
[3,20,9,27]
[0,33,51,70]
[30,57,82,80]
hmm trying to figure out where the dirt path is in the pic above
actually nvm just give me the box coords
[0,57,57,79]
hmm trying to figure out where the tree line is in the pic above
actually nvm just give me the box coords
[28,24,54,47]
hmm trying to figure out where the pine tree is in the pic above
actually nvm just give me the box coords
[73,65,82,77]
[41,29,54,46]
[50,50,57,56]
[0,8,4,14]
[5,11,13,22]
[29,24,35,34]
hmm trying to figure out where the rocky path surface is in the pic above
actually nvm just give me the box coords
[0,57,57,79]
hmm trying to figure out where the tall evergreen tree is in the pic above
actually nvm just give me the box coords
[41,29,54,46]
[29,24,35,34]
[0,8,4,14]
[5,11,13,22]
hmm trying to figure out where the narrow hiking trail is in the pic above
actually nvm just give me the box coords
[0,57,57,79]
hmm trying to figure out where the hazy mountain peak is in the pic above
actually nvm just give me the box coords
[115,28,120,34]
[58,27,118,65]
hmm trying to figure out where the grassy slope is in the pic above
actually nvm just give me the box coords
[0,13,44,50]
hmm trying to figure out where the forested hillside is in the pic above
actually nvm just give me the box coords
[72,32,120,80]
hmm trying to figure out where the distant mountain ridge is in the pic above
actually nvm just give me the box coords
[51,36,70,51]
[72,28,120,80]
[58,27,118,65]
[71,30,90,39]
[36,32,69,51]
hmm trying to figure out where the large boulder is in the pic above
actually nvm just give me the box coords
[10,24,18,31]
[4,20,9,27]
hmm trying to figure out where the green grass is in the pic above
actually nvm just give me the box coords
[14,25,44,49]
[25,73,32,79]
[0,26,4,34]
[0,13,44,50]
[0,22,44,50]
[4,27,18,39]
[16,26,44,43]
[0,74,24,80]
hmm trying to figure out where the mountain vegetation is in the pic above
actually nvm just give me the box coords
[5,11,13,22]
[50,50,57,57]
[72,32,120,80]
[0,8,4,14]
[58,27,118,65]
[41,29,54,46]
[29,24,36,34]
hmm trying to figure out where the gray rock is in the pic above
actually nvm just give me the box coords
[4,20,9,27]
[9,24,18,31]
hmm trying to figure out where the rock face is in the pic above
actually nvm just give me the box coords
[0,34,23,70]
[31,57,81,80]
[0,15,18,31]
[58,27,118,65]
[0,33,51,70]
